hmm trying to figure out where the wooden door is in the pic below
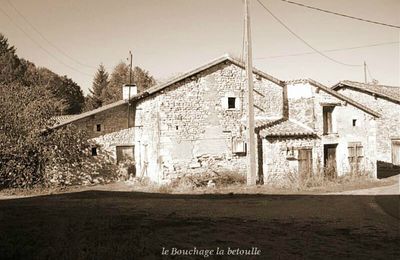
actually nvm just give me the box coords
[392,140,400,165]
[324,144,337,178]
[298,149,312,179]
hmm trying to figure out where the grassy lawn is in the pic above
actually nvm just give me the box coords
[0,191,398,259]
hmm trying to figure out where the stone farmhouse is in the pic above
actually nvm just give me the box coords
[52,55,382,184]
[332,80,400,178]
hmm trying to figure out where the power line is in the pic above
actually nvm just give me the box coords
[6,0,98,70]
[255,41,399,60]
[0,6,93,77]
[256,0,362,67]
[278,0,400,29]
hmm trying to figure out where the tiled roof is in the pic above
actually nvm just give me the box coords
[51,54,284,129]
[52,115,78,124]
[285,79,381,118]
[259,119,316,138]
[332,80,400,103]
[50,100,128,129]
[241,116,282,128]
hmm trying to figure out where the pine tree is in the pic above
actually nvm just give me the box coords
[86,64,109,110]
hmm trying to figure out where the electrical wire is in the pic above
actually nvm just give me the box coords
[0,6,93,77]
[255,41,399,60]
[6,0,98,70]
[278,0,400,29]
[256,0,363,67]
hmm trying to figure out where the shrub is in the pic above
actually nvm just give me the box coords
[169,169,246,190]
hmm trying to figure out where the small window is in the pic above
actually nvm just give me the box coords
[228,97,236,109]
[176,125,179,130]
[96,124,102,132]
[352,119,357,127]
[91,147,97,156]
[232,137,246,155]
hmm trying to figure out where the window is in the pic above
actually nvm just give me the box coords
[91,147,97,156]
[323,106,334,134]
[232,137,246,155]
[116,146,134,164]
[228,97,236,109]
[348,142,363,172]
[96,124,102,132]
[352,119,357,127]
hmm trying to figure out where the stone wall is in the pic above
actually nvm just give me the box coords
[262,137,318,184]
[134,61,284,182]
[336,88,400,163]
[64,103,135,160]
[286,82,377,177]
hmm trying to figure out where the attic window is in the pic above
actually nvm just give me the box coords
[352,119,357,127]
[96,124,102,132]
[228,97,236,109]
[91,147,97,156]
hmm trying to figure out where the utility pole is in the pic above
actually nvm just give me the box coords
[244,0,257,185]
[127,51,133,128]
[364,61,367,83]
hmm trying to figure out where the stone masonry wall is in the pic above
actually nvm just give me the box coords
[286,82,377,177]
[262,137,318,184]
[134,61,284,183]
[66,103,135,159]
[336,88,400,163]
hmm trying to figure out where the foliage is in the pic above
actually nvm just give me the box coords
[0,83,62,188]
[102,62,156,104]
[0,33,85,115]
[85,64,109,111]
[0,83,116,189]
[0,34,27,85]
[168,170,246,190]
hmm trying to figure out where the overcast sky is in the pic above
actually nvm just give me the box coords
[1,0,399,94]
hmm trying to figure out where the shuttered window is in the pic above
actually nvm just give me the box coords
[348,142,363,171]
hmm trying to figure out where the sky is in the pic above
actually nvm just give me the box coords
[1,0,399,94]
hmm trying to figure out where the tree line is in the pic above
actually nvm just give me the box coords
[0,33,156,188]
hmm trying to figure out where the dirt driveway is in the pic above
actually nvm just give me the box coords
[0,191,398,259]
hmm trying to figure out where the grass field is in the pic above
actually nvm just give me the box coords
[0,191,398,259]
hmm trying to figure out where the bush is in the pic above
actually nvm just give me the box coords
[169,170,246,190]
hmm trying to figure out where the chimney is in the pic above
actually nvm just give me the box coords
[122,84,137,100]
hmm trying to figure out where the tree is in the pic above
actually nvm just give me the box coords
[133,66,156,93]
[102,62,156,104]
[0,34,27,85]
[85,64,109,110]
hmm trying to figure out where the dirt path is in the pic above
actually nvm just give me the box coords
[0,191,398,259]
[330,175,399,195]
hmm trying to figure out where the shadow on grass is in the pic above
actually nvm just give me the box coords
[0,191,398,259]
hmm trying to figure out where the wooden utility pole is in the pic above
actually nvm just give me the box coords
[244,0,257,185]
[364,61,367,83]
[127,51,133,128]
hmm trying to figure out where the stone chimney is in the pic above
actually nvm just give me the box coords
[122,84,137,100]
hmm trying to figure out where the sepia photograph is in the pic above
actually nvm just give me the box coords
[0,0,399,259]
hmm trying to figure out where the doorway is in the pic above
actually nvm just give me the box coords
[298,149,312,179]
[324,144,337,178]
